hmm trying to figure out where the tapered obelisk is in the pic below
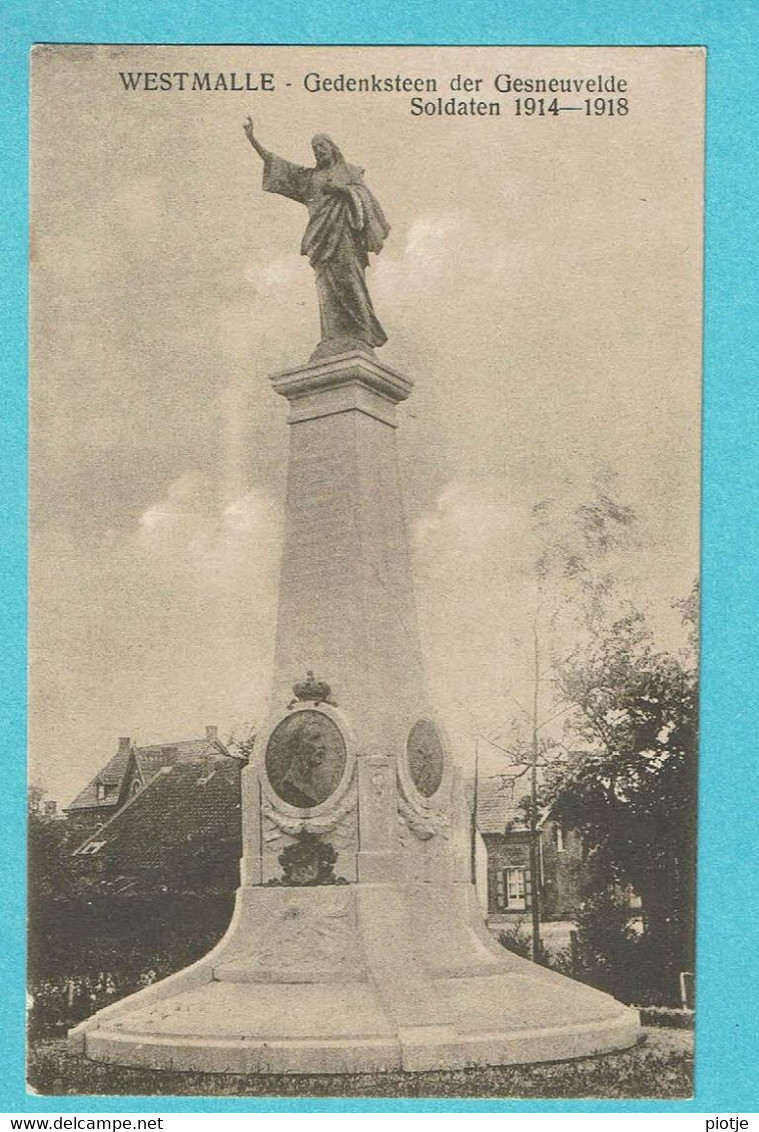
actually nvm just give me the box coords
[69,128,640,1074]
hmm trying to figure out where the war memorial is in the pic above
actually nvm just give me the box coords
[68,122,640,1076]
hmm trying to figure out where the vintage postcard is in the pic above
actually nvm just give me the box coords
[28,45,704,1099]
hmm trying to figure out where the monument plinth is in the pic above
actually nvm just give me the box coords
[70,351,641,1075]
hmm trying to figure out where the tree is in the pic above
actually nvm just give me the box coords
[28,786,71,903]
[547,609,698,999]
[475,476,638,961]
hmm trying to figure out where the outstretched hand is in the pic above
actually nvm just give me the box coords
[243,117,256,145]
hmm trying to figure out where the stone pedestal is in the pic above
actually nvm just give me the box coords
[70,352,640,1074]
[269,353,428,748]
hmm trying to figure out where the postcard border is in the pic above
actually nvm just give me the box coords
[4,1,759,1114]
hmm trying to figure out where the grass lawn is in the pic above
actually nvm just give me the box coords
[27,1028,692,1100]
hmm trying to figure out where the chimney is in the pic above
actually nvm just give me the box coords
[118,737,131,753]
[205,725,218,743]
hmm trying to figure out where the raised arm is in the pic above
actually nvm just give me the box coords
[243,117,270,162]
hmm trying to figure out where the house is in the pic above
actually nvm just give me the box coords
[468,773,586,927]
[65,727,243,896]
[27,729,245,996]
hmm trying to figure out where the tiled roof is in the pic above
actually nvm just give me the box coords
[66,747,134,811]
[66,733,217,812]
[465,771,561,836]
[136,738,213,769]
[464,773,532,834]
[98,748,132,786]
[72,754,242,894]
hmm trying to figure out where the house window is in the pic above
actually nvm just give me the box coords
[130,780,141,797]
[555,826,565,852]
[504,866,526,910]
[495,866,527,911]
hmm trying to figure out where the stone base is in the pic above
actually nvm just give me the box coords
[70,881,640,1075]
[308,337,376,363]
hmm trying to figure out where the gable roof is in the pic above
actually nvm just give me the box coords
[66,730,220,814]
[465,771,565,836]
[135,737,214,773]
[465,774,531,834]
[65,746,135,811]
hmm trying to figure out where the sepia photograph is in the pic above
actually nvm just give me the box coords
[28,44,703,1100]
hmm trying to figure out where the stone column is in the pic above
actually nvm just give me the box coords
[269,350,431,759]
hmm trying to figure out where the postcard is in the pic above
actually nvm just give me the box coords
[28,44,704,1100]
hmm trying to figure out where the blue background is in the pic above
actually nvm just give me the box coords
[2,0,757,1114]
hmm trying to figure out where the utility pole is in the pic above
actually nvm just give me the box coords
[529,615,543,963]
[470,736,480,886]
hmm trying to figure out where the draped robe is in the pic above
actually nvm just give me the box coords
[262,152,390,350]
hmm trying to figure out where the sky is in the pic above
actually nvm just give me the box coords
[29,45,704,803]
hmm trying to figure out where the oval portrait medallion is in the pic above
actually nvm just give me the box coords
[406,719,445,799]
[265,710,347,810]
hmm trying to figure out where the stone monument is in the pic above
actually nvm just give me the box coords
[69,127,640,1074]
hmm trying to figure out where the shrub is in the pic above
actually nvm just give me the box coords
[544,889,684,1006]
[547,888,639,1001]
[638,1006,694,1029]
[497,919,533,959]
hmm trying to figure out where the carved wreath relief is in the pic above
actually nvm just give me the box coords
[265,710,347,809]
